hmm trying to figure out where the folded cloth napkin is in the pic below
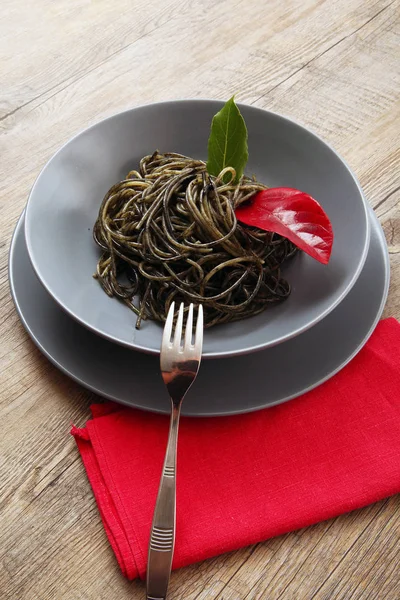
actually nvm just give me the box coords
[72,317,400,580]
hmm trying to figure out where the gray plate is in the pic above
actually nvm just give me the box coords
[10,209,388,416]
[24,100,371,358]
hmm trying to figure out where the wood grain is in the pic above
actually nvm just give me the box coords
[0,0,399,598]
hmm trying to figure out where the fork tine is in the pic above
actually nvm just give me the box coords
[194,304,204,354]
[162,301,175,348]
[184,303,194,348]
[172,302,185,349]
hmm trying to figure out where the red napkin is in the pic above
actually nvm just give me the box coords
[72,317,400,580]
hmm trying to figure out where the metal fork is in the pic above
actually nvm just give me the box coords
[146,302,203,600]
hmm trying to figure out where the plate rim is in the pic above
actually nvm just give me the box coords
[10,208,389,416]
[23,99,371,358]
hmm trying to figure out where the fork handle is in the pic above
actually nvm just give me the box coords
[146,402,181,600]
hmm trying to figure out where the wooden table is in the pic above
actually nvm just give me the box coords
[1,1,399,598]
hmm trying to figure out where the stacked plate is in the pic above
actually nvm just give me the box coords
[9,101,390,415]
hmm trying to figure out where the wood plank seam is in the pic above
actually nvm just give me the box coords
[253,0,397,105]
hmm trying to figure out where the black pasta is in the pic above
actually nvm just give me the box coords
[93,151,297,329]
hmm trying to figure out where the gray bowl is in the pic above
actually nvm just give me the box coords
[24,100,370,358]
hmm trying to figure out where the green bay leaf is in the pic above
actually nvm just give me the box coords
[206,96,248,184]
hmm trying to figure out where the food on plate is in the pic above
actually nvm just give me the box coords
[93,98,333,329]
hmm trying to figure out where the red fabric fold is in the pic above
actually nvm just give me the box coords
[72,318,400,580]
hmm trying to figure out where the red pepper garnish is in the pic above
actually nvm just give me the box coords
[235,187,334,264]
